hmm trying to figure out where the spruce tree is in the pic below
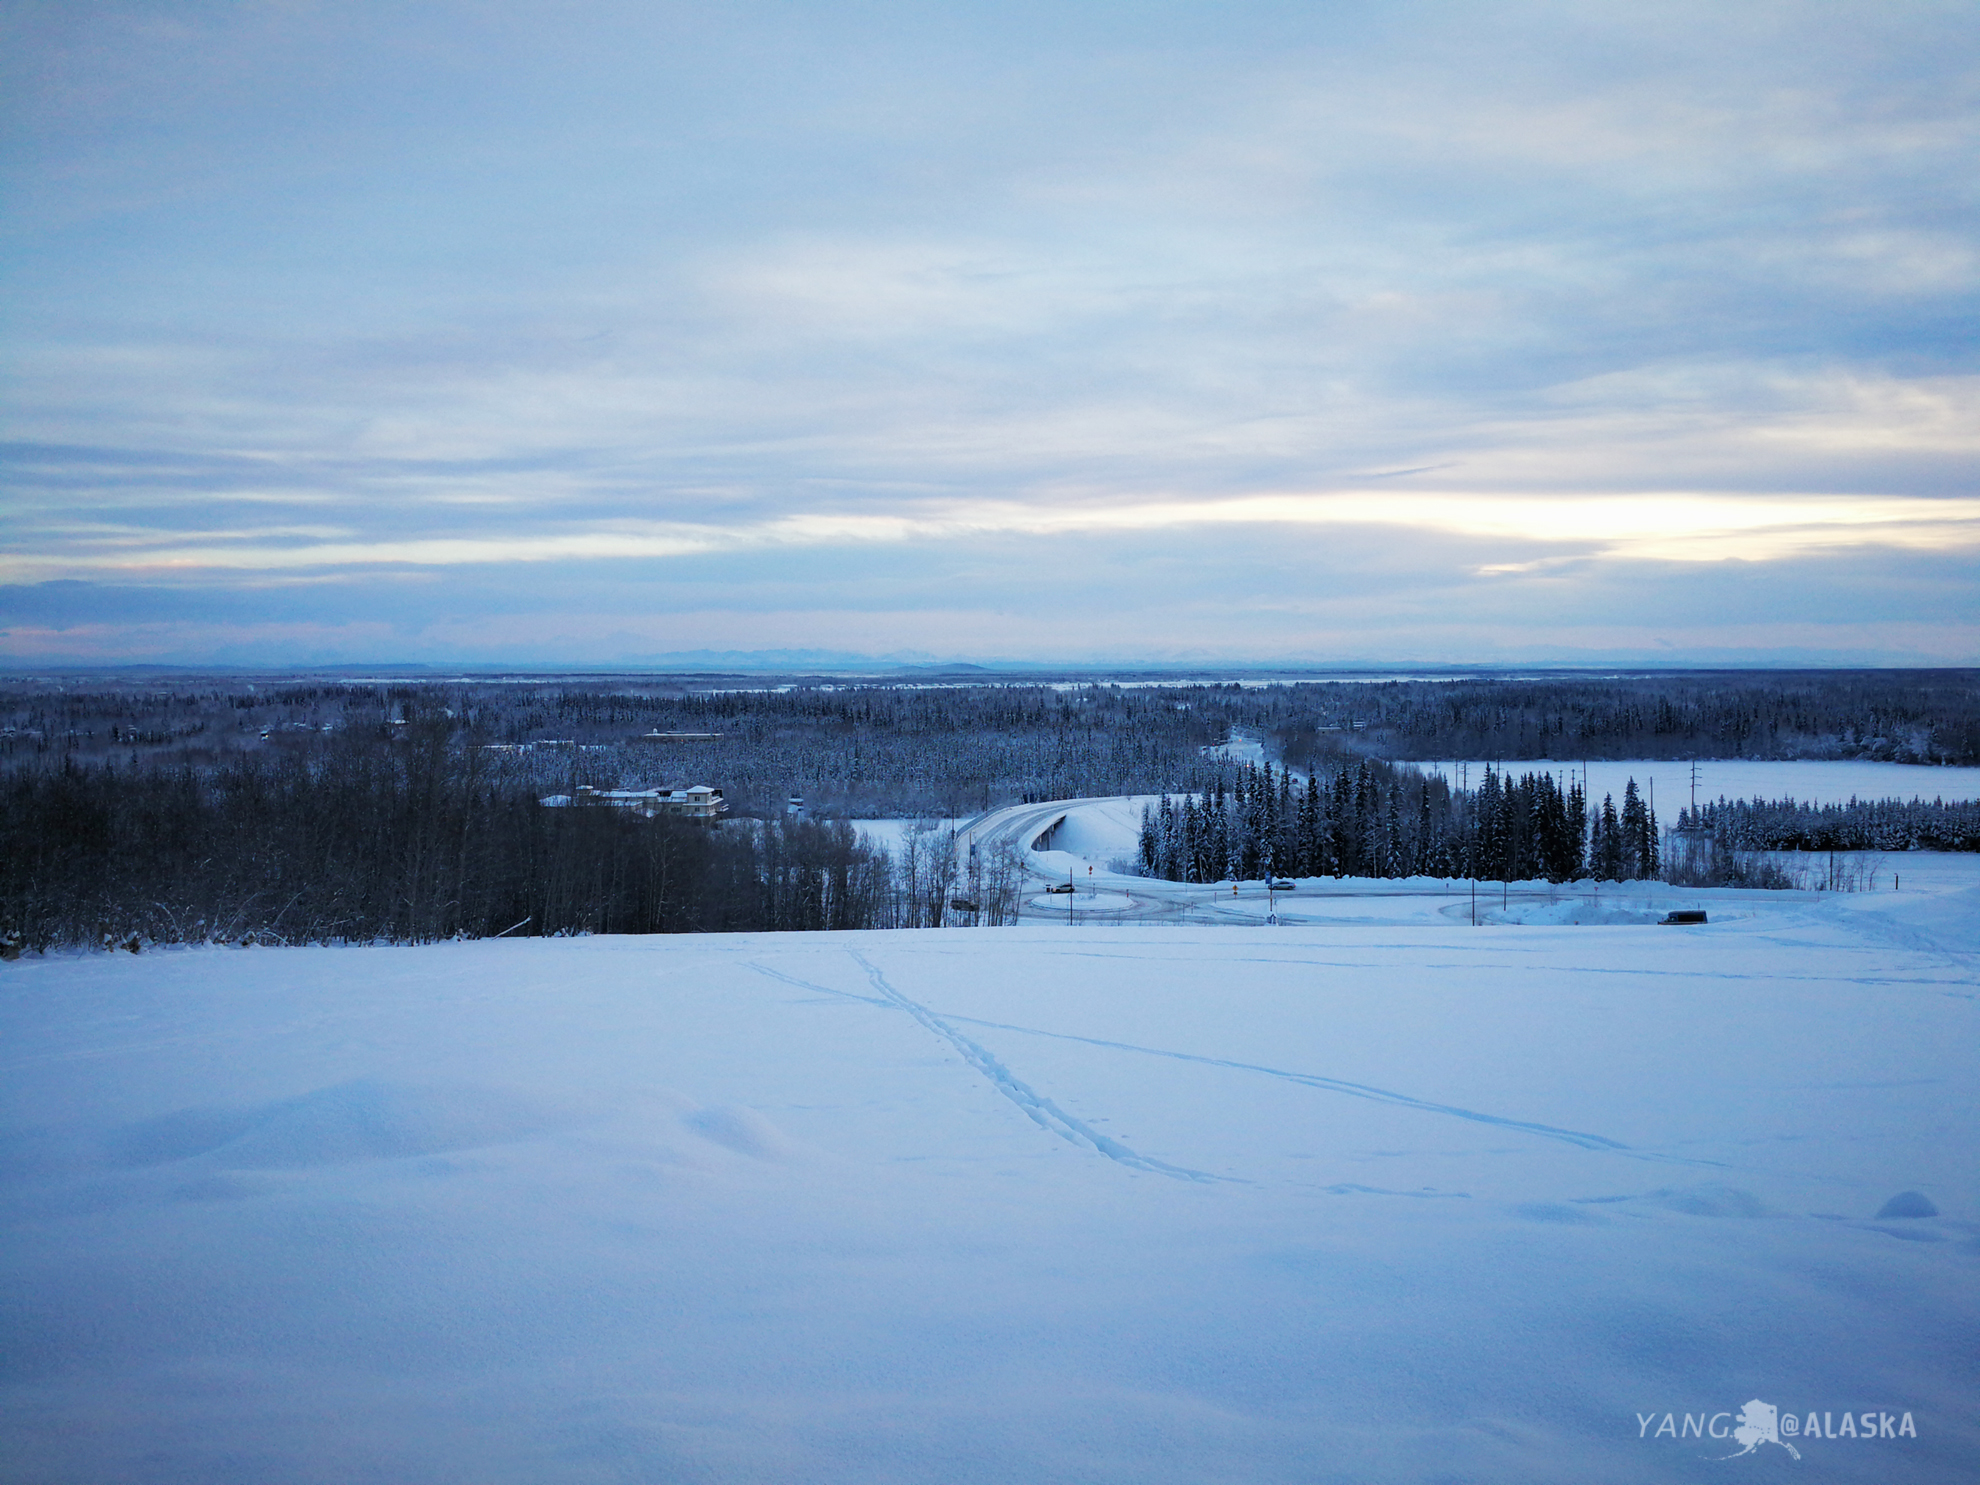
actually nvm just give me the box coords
[1566,779,1587,879]
[1596,793,1623,880]
[1621,780,1647,881]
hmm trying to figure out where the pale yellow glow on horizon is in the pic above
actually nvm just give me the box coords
[4,490,1975,582]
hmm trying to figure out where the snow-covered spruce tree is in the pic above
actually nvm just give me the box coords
[1296,774,1324,877]
[1413,782,1435,877]
[1565,780,1587,879]
[1380,789,1402,878]
[1474,768,1507,882]
[1281,792,1300,878]
[1595,793,1624,881]
[1632,780,1651,878]
[1209,779,1230,878]
[1620,780,1647,880]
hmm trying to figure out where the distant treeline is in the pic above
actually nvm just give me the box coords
[1275,670,1980,766]
[1138,762,1659,884]
[9,671,1977,824]
[1676,796,1980,854]
[3,681,1241,818]
[0,730,1024,952]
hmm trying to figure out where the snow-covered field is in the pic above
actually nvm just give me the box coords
[3,865,1976,1482]
[848,817,968,855]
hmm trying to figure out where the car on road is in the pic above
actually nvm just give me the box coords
[1269,879,1296,891]
[1044,882,1076,894]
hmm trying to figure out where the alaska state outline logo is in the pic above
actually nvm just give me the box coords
[1720,1400,1798,1460]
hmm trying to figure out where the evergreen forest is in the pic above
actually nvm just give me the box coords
[4,669,1976,950]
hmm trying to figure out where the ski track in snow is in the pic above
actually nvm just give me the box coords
[1806,901,1979,977]
[933,1013,1683,1160]
[750,957,1727,1174]
[836,952,1230,1183]
[749,961,889,1008]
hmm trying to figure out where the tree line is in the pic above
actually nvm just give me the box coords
[0,728,1023,954]
[1137,761,1660,884]
[3,680,1241,817]
[10,672,1977,821]
[1273,670,1980,766]
[1675,795,1980,854]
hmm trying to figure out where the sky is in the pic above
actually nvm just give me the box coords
[2,0,1977,669]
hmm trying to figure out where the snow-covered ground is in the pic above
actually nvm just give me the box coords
[847,817,968,855]
[3,864,1976,1482]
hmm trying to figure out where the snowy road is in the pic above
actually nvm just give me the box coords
[3,866,1976,1483]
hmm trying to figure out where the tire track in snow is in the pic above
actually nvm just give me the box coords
[845,951,1229,1183]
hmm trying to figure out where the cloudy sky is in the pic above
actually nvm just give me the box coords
[3,1,1977,668]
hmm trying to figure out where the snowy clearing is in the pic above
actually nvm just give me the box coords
[2,865,1976,1482]
[848,817,969,854]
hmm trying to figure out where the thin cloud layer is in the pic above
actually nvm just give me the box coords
[2,1,1976,665]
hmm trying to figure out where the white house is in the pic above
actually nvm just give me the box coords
[552,784,728,820]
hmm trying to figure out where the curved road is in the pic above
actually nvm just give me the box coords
[960,795,1544,926]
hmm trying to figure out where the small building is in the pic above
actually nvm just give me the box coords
[482,739,577,754]
[566,784,728,820]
